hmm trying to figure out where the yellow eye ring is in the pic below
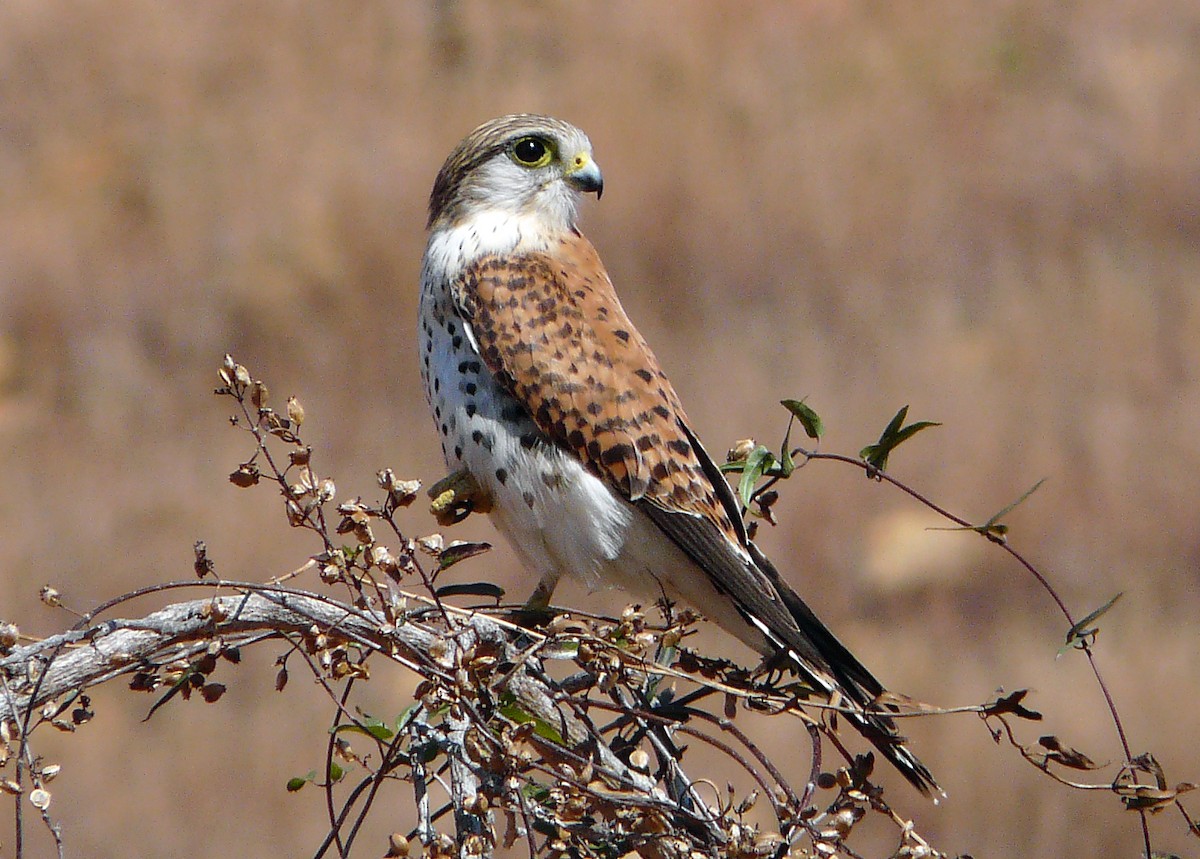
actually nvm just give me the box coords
[510,136,554,168]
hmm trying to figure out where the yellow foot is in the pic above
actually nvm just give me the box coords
[428,468,493,526]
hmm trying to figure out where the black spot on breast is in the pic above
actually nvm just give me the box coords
[586,401,603,416]
[652,404,670,419]
[634,368,653,383]
[614,329,630,343]
[636,435,656,452]
[464,382,477,395]
[522,490,536,508]
[567,429,585,449]
[433,377,440,393]
[465,403,477,418]
[454,444,463,459]
[651,462,670,481]
[495,467,508,485]
[452,335,463,349]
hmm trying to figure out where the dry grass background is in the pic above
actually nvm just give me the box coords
[2,2,1198,857]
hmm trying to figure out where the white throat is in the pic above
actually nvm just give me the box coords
[424,209,568,281]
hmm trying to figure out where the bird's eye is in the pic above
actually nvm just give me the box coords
[511,137,552,167]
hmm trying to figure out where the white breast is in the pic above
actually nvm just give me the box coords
[418,219,636,593]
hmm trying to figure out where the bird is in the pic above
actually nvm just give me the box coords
[417,114,938,797]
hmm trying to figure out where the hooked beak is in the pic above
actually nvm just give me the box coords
[565,154,604,199]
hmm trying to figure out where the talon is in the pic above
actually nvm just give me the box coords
[428,468,493,526]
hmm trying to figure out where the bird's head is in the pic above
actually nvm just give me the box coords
[427,114,603,233]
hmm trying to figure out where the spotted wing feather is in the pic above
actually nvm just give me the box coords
[449,234,939,796]
[450,235,740,532]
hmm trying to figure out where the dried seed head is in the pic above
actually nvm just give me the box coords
[40,764,61,783]
[628,749,650,772]
[229,463,261,488]
[416,534,444,554]
[0,622,19,654]
[726,438,757,463]
[193,541,214,579]
[250,380,269,410]
[286,396,305,428]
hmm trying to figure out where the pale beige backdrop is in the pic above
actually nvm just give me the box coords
[2,2,1198,857]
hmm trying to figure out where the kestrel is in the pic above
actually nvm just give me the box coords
[418,114,938,796]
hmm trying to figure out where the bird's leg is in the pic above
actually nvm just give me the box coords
[428,468,493,526]
[509,570,562,629]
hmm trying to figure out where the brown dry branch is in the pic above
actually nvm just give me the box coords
[2,356,1192,859]
[0,578,955,859]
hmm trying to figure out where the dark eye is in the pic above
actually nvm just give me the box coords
[512,137,550,166]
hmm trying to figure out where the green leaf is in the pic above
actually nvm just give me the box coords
[437,541,493,572]
[497,701,566,745]
[286,770,317,792]
[859,405,941,473]
[328,760,344,783]
[929,477,1047,542]
[1061,592,1123,653]
[434,580,505,600]
[736,445,775,510]
[780,399,823,440]
[335,722,395,742]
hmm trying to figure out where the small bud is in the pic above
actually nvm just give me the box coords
[39,586,61,608]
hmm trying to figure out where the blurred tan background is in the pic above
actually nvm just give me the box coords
[2,2,1198,857]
